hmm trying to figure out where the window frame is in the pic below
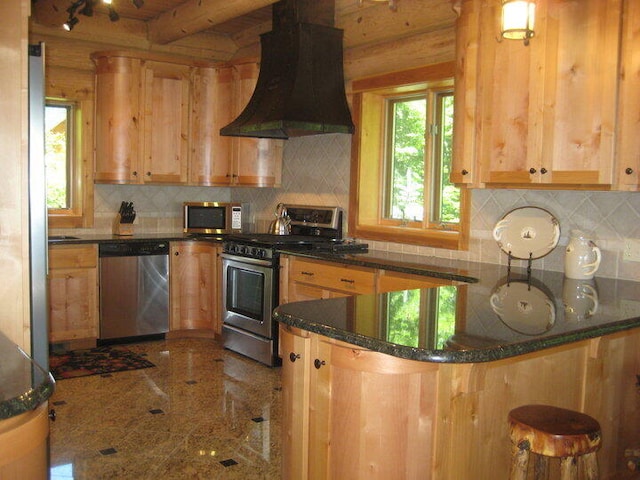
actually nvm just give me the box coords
[44,74,94,229]
[348,62,469,250]
[45,99,75,211]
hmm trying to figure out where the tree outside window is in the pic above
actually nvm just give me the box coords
[45,102,73,210]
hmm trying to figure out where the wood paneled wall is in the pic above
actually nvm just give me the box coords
[0,0,31,351]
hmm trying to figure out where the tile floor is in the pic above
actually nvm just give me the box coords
[49,338,282,479]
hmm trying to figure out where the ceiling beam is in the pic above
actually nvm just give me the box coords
[147,0,279,45]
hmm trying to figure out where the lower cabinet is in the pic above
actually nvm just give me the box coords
[48,244,99,343]
[170,241,220,334]
[280,324,440,480]
[0,403,49,479]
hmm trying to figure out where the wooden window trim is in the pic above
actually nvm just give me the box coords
[348,61,469,250]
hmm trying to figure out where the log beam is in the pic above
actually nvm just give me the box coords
[147,0,279,45]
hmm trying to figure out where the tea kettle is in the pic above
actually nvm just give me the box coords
[268,203,291,235]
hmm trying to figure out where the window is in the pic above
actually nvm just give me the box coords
[45,102,73,210]
[349,62,468,250]
[44,92,93,229]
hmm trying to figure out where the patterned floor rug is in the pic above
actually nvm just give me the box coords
[49,345,155,380]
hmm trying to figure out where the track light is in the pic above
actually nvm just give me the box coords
[63,16,79,31]
[132,0,144,8]
[108,6,119,21]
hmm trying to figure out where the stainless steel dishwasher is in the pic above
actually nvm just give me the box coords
[99,241,170,340]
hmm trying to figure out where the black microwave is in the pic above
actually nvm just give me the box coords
[183,202,243,234]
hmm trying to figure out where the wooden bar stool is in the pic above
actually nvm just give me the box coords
[508,404,601,480]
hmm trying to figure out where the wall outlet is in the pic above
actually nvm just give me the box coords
[623,238,640,262]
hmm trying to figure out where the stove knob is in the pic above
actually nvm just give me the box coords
[239,245,247,255]
[257,249,266,258]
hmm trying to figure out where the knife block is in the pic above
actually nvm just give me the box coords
[112,214,134,236]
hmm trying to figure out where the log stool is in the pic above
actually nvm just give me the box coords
[508,404,601,480]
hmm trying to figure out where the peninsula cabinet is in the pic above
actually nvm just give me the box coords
[280,324,640,479]
[453,0,623,189]
[48,244,99,343]
[169,241,220,334]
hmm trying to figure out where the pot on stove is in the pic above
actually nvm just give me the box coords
[268,203,291,235]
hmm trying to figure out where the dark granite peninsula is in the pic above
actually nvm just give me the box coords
[274,264,640,480]
[0,331,55,476]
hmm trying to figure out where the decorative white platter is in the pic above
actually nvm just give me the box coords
[490,281,556,336]
[492,206,560,260]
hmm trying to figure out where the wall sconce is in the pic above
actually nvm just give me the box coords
[358,0,397,11]
[500,0,535,46]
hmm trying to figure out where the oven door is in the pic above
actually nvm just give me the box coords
[221,254,275,339]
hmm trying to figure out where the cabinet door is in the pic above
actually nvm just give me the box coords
[48,245,98,342]
[141,61,190,184]
[616,0,640,190]
[232,62,284,187]
[190,66,235,185]
[280,325,311,480]
[170,241,217,331]
[93,55,142,184]
[475,0,620,187]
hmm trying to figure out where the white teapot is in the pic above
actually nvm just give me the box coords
[564,230,601,280]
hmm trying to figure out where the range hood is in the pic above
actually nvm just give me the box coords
[220,0,355,140]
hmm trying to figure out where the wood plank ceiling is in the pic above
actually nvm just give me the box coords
[29,0,457,77]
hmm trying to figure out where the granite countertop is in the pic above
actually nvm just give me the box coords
[0,332,55,420]
[274,250,640,363]
[48,232,226,245]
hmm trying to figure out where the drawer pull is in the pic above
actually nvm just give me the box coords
[340,278,355,284]
[314,359,326,369]
[289,352,300,363]
[301,271,315,276]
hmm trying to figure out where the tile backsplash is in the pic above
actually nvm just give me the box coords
[54,134,640,281]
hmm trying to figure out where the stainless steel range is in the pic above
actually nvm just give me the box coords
[220,205,367,366]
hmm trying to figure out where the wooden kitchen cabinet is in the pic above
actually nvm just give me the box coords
[48,244,99,343]
[280,324,440,480]
[93,52,190,185]
[287,257,376,302]
[140,60,190,184]
[454,0,622,189]
[616,0,640,190]
[204,61,283,187]
[93,52,281,187]
[170,241,220,334]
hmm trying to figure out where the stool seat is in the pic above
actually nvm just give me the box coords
[508,404,601,480]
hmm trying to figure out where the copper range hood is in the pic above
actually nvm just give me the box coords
[220,0,355,140]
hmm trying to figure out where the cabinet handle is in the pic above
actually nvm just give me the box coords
[146,171,151,177]
[340,278,355,284]
[461,169,469,176]
[314,359,326,369]
[289,352,300,363]
[49,409,57,421]
[132,171,138,177]
[174,251,179,256]
[626,167,634,175]
[540,167,548,174]
[529,168,537,174]
[301,271,315,277]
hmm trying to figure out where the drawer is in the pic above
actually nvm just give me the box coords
[289,258,375,295]
[377,270,452,293]
[48,244,98,269]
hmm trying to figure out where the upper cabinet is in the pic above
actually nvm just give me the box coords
[190,62,283,187]
[93,52,282,187]
[453,0,636,190]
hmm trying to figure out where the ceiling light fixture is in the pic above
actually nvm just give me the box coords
[500,0,536,46]
[62,0,143,32]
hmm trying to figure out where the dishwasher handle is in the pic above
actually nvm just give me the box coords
[99,241,170,257]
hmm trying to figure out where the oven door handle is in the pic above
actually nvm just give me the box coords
[220,253,274,267]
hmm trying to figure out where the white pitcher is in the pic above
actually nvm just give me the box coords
[564,230,601,280]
